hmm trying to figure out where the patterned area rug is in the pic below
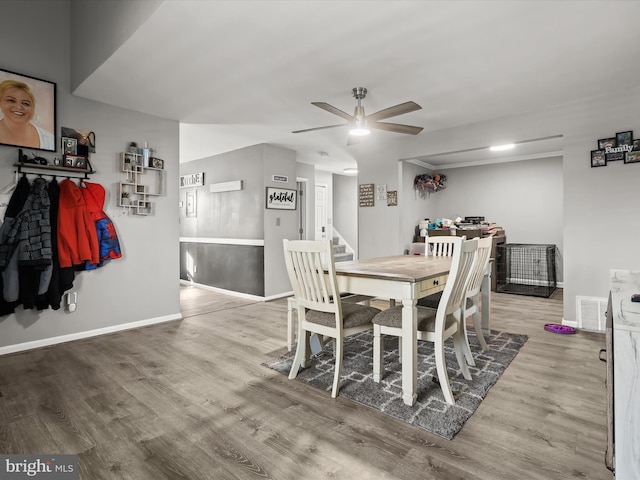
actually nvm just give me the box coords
[266,329,527,439]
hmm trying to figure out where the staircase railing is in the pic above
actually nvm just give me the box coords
[331,226,357,259]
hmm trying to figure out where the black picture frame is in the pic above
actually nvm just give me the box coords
[150,157,164,169]
[625,150,640,164]
[598,137,617,150]
[632,139,640,151]
[62,136,77,155]
[63,154,88,170]
[0,67,57,152]
[616,131,633,147]
[591,150,606,168]
[265,187,297,210]
[606,151,625,162]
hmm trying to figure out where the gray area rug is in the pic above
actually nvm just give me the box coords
[266,329,527,439]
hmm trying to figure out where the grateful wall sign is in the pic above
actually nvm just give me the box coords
[591,130,640,167]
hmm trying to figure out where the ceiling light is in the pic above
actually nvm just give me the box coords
[349,113,370,136]
[489,143,515,152]
[344,168,358,175]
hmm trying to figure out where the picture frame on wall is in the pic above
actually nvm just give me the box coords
[63,154,89,170]
[606,151,625,162]
[624,150,640,164]
[632,139,640,151]
[0,67,56,152]
[265,187,297,210]
[62,136,77,155]
[616,131,633,147]
[591,150,606,168]
[598,137,617,150]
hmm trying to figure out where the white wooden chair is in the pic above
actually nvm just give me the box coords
[427,235,464,257]
[372,237,478,405]
[461,236,492,362]
[286,292,374,351]
[283,239,381,398]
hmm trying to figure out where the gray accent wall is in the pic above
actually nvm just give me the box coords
[0,1,180,351]
[179,143,298,297]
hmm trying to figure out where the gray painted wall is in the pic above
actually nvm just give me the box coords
[70,0,163,91]
[0,0,180,351]
[180,145,265,239]
[179,143,298,297]
[357,88,640,323]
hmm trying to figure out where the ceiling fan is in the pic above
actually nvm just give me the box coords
[292,87,423,146]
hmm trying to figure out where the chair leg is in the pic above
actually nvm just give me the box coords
[373,325,383,382]
[331,337,344,398]
[473,311,489,351]
[289,330,310,380]
[461,315,476,367]
[453,329,472,381]
[287,300,296,352]
[434,340,455,405]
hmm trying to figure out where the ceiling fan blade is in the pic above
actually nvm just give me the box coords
[371,121,424,135]
[312,102,354,121]
[346,135,360,147]
[292,124,346,134]
[367,101,422,121]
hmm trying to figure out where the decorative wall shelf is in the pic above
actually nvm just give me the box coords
[14,162,94,179]
[118,152,165,215]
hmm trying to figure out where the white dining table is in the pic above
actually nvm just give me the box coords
[332,254,492,406]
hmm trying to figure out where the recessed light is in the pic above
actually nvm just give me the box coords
[344,168,358,174]
[489,143,515,152]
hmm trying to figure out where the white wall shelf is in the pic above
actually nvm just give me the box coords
[118,152,165,215]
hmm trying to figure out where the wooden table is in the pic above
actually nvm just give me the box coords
[332,254,492,406]
[333,255,451,406]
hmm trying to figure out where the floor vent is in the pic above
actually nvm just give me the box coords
[576,295,607,332]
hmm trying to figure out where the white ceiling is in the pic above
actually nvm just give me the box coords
[73,0,640,174]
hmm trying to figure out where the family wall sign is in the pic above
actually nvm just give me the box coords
[591,130,640,167]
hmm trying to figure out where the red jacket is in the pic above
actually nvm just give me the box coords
[57,179,99,268]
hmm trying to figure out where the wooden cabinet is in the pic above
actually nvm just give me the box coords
[118,152,165,215]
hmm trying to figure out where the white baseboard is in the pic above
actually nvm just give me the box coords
[0,313,183,357]
[179,279,293,302]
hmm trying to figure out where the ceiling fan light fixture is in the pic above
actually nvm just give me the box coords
[489,143,515,152]
[350,127,370,136]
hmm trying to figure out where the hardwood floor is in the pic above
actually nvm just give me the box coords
[0,285,613,479]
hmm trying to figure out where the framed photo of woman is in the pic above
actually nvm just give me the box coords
[0,68,56,152]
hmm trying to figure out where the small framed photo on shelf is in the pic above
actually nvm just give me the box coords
[591,150,606,168]
[150,157,164,169]
[63,154,89,170]
[606,151,625,162]
[598,137,617,150]
[625,150,640,164]
[62,136,77,155]
[616,131,633,147]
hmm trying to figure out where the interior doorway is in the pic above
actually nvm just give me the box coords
[296,179,308,239]
[315,184,328,240]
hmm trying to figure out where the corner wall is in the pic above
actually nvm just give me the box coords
[0,0,180,353]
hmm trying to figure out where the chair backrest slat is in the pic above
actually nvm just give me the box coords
[283,239,341,316]
[428,235,466,257]
[432,238,478,323]
[465,237,492,299]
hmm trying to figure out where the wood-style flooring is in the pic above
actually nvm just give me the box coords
[0,285,613,479]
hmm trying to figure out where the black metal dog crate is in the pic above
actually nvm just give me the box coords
[496,244,557,298]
